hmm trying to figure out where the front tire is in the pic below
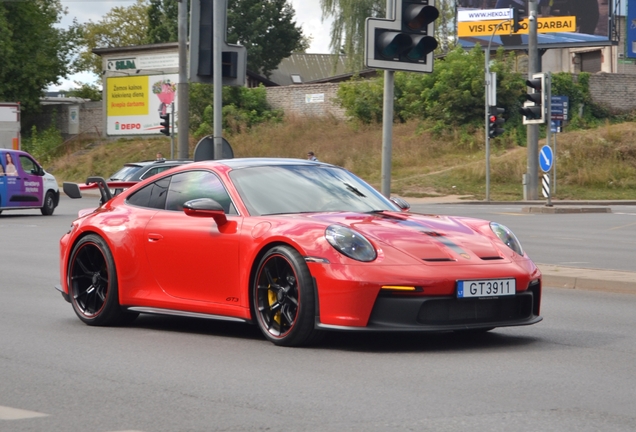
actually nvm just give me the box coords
[68,234,138,326]
[252,245,320,346]
[41,191,55,215]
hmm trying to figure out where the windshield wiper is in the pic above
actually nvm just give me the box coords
[344,182,366,197]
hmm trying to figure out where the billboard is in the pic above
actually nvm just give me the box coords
[627,0,636,58]
[457,0,613,50]
[106,74,179,136]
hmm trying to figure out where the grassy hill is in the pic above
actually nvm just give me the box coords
[47,116,636,201]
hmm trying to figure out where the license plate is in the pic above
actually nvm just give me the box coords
[457,278,516,299]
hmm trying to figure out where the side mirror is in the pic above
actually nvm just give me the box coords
[183,198,227,226]
[390,196,411,211]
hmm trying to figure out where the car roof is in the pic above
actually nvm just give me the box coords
[207,158,324,170]
[124,159,192,167]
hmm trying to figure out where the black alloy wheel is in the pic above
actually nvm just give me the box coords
[253,245,320,346]
[68,234,137,326]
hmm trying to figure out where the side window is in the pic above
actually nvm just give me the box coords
[140,167,161,180]
[166,170,236,214]
[126,177,170,209]
[19,155,38,175]
[140,165,175,181]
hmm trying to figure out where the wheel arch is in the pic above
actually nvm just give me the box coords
[66,230,121,301]
[246,240,319,324]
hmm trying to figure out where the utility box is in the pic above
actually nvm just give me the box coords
[0,103,20,150]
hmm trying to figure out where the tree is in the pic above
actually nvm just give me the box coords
[144,0,307,77]
[226,0,305,77]
[64,83,103,101]
[320,0,457,72]
[0,0,82,112]
[146,0,179,44]
[77,0,150,76]
[320,0,383,72]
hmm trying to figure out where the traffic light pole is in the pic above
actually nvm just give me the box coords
[484,19,510,202]
[526,1,539,200]
[380,0,395,198]
[170,102,175,158]
[177,0,189,159]
[213,0,223,160]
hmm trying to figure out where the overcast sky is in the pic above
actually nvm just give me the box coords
[53,0,333,90]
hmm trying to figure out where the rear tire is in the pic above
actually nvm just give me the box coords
[68,234,138,326]
[41,191,55,215]
[252,245,320,347]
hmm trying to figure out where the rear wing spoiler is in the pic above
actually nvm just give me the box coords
[63,177,137,205]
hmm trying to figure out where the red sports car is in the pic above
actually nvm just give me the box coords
[56,158,542,346]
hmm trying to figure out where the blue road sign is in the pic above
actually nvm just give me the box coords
[539,145,553,173]
[551,96,569,121]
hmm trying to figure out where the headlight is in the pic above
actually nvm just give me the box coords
[490,222,524,256]
[325,225,377,262]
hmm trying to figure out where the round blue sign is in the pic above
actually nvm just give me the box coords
[539,145,553,173]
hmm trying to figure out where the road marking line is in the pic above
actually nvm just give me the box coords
[0,405,48,420]
[608,221,636,230]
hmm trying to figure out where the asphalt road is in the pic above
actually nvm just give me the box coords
[1,198,636,431]
[410,203,636,273]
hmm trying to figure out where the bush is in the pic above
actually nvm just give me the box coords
[22,124,63,164]
[189,84,282,138]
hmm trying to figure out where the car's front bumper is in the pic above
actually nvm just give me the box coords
[309,259,542,330]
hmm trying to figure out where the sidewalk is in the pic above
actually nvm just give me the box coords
[403,195,636,206]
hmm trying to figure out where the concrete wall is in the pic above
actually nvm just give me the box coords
[265,83,346,119]
[587,73,636,112]
[35,101,103,139]
[37,73,636,133]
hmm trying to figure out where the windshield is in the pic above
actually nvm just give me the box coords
[110,165,143,181]
[230,164,399,216]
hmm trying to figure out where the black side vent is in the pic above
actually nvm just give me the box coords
[422,258,456,262]
[480,256,503,261]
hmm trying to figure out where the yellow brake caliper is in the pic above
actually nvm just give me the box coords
[267,280,281,325]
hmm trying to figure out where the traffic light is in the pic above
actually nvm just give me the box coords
[488,106,505,138]
[365,0,440,73]
[189,0,247,86]
[159,113,170,136]
[520,73,546,124]
[511,7,521,33]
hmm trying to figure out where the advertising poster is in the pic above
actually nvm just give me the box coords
[106,74,179,136]
[457,0,612,50]
[628,0,636,58]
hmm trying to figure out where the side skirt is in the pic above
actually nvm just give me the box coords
[125,306,249,323]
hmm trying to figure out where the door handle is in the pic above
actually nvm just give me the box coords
[148,233,164,242]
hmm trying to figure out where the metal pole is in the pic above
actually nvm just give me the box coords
[381,0,395,198]
[485,50,491,202]
[545,72,552,201]
[554,131,557,194]
[526,1,539,200]
[213,0,223,160]
[177,0,189,159]
[484,18,510,202]
[170,102,175,159]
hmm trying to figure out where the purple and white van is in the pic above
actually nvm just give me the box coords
[0,149,59,215]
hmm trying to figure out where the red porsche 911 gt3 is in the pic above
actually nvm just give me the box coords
[56,158,542,346]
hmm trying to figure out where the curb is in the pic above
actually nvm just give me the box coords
[538,264,636,295]
[522,206,612,214]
